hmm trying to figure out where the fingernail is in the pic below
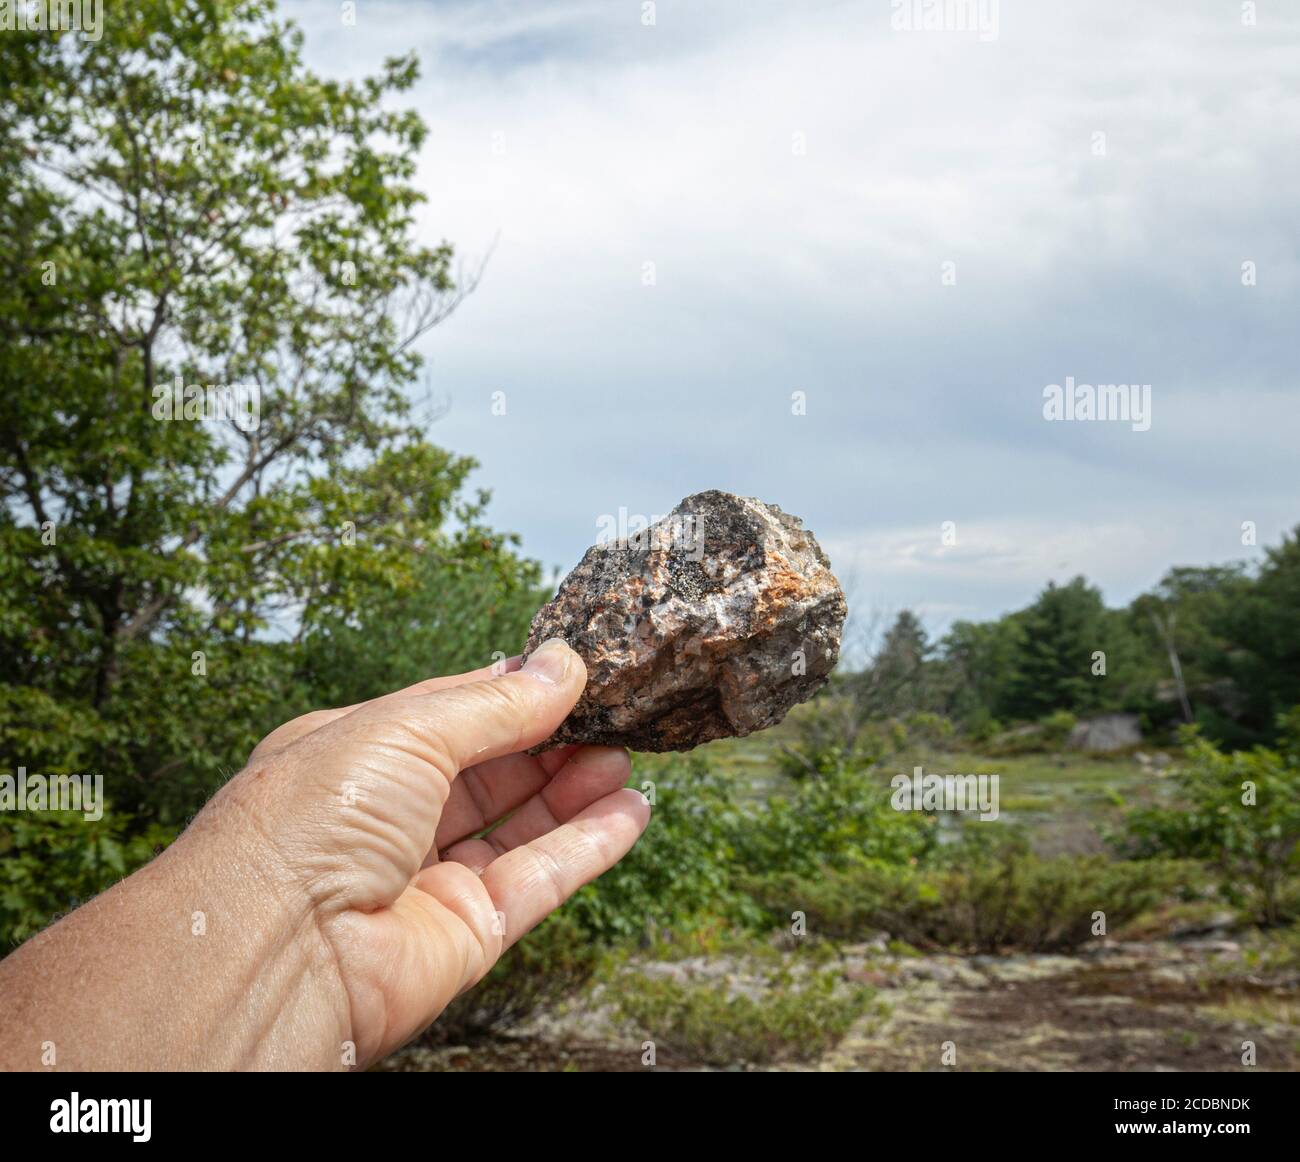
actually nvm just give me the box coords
[522,638,572,685]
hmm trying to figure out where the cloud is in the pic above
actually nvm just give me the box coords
[284,0,1300,626]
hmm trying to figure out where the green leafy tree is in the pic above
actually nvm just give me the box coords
[0,810,178,948]
[1002,577,1107,720]
[1129,563,1249,737]
[0,2,517,839]
[297,529,549,709]
[853,610,938,718]
[938,615,1025,727]
[1214,532,1300,744]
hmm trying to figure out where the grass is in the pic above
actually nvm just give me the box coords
[892,748,1164,853]
[940,748,1155,806]
[690,728,1160,806]
[1202,995,1300,1029]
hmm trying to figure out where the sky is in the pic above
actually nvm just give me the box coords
[283,0,1299,652]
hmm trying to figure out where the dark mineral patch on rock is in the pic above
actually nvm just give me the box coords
[523,490,847,752]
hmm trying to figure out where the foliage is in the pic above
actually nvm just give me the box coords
[914,553,1287,751]
[743,833,1193,952]
[940,616,1025,726]
[981,710,1077,756]
[296,533,547,708]
[0,809,177,947]
[0,0,539,933]
[734,757,935,879]
[0,0,508,822]
[1122,716,1300,925]
[1212,535,1300,744]
[901,711,955,749]
[566,757,757,942]
[850,610,940,718]
[773,693,889,778]
[610,958,875,1066]
[1001,578,1108,719]
[568,751,934,942]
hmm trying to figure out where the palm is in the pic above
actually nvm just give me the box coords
[246,663,643,1064]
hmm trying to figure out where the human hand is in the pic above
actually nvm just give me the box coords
[0,639,650,1071]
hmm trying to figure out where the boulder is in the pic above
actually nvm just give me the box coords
[1066,713,1143,752]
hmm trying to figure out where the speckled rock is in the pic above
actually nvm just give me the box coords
[524,490,846,751]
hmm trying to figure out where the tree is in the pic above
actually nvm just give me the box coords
[938,616,1024,726]
[853,610,933,718]
[0,1,509,825]
[1002,577,1107,720]
[1129,563,1249,737]
[297,533,549,710]
[1216,531,1300,744]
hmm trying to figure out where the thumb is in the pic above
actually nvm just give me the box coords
[380,637,587,780]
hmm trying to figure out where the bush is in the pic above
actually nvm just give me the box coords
[735,759,936,879]
[1041,709,1079,745]
[963,709,1003,746]
[565,752,935,943]
[983,711,1077,756]
[773,694,889,778]
[1122,717,1300,925]
[610,959,876,1066]
[743,834,1193,952]
[901,712,955,749]
[565,757,761,942]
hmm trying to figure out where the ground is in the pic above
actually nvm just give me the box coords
[378,935,1299,1073]
[376,739,1300,1073]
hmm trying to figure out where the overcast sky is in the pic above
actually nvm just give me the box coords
[285,0,1299,649]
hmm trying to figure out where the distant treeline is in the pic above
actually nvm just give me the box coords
[842,527,1300,748]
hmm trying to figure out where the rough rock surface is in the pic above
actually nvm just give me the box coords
[1067,713,1143,752]
[523,490,846,751]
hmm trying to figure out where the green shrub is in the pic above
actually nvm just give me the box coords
[963,709,1003,746]
[901,712,955,749]
[564,752,935,944]
[610,960,876,1066]
[736,759,936,879]
[983,711,1077,756]
[1041,709,1079,744]
[565,757,762,942]
[1122,718,1300,925]
[743,834,1192,952]
[773,695,888,778]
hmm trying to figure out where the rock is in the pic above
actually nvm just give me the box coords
[1066,712,1143,752]
[523,490,846,751]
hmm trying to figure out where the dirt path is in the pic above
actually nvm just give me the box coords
[378,938,1299,1072]
[832,940,1297,1072]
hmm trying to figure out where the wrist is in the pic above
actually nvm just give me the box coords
[149,783,355,1070]
[0,788,353,1071]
